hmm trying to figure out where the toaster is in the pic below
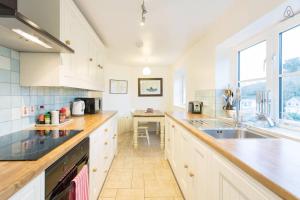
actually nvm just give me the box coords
[188,101,203,114]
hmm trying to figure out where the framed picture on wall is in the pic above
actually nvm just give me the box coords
[138,78,163,97]
[109,79,128,94]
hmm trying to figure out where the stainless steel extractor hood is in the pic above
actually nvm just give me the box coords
[0,0,74,53]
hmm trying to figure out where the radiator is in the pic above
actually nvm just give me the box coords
[117,115,133,134]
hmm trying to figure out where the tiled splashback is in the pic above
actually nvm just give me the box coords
[0,46,88,136]
[194,89,216,117]
[194,89,226,117]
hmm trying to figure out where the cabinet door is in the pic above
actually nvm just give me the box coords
[188,139,209,200]
[212,155,281,200]
[59,0,75,85]
[111,116,118,156]
[177,128,191,198]
[164,118,171,159]
[9,172,45,200]
[95,47,105,91]
[172,124,182,176]
[89,130,106,200]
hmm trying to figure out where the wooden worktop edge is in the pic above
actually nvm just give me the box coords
[165,112,297,200]
[0,111,117,200]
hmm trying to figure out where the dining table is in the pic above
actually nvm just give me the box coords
[132,110,165,149]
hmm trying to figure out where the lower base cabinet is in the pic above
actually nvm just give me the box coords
[211,155,281,200]
[89,115,118,200]
[165,116,281,200]
[9,172,45,200]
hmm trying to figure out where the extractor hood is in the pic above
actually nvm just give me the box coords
[0,0,74,53]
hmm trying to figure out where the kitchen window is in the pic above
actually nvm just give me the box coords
[235,13,300,129]
[279,24,300,123]
[173,69,186,107]
[238,41,267,113]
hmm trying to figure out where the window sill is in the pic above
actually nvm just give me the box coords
[248,125,300,142]
[173,104,186,110]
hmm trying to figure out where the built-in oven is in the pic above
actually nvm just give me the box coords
[45,138,89,200]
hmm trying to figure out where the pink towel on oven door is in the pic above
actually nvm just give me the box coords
[69,165,89,200]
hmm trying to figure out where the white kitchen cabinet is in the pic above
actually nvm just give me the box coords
[187,136,209,200]
[176,126,191,197]
[211,154,282,200]
[19,0,106,91]
[165,116,281,200]
[9,172,45,200]
[164,118,171,160]
[89,115,118,200]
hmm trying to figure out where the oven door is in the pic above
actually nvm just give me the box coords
[46,166,77,200]
[45,138,89,200]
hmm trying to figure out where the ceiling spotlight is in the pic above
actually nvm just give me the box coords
[143,67,151,75]
[140,0,147,26]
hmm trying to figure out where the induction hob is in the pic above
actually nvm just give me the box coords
[0,129,82,161]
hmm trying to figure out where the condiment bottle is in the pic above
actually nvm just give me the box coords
[45,113,51,124]
[38,114,45,124]
[59,108,66,123]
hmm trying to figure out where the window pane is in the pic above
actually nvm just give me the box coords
[281,76,300,122]
[239,41,267,81]
[281,25,300,74]
[173,70,186,106]
[240,80,266,112]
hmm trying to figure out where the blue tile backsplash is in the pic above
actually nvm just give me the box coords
[0,46,88,136]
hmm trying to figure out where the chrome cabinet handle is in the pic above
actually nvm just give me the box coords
[65,40,71,45]
[189,172,195,177]
[98,64,103,69]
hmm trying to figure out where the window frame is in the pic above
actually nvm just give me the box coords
[173,68,186,108]
[236,36,269,114]
[277,19,300,126]
[234,13,300,127]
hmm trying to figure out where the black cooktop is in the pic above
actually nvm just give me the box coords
[0,129,82,161]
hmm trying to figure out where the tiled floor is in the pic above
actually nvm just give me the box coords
[99,131,184,200]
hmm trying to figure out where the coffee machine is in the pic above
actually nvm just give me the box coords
[188,101,203,114]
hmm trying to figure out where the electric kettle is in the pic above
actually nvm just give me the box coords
[72,100,85,116]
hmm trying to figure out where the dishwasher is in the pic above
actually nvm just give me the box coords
[45,138,89,200]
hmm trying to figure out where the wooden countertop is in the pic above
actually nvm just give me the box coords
[0,111,117,200]
[132,110,165,117]
[166,111,300,200]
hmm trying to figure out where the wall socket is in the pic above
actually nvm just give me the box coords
[29,106,35,116]
[21,106,29,117]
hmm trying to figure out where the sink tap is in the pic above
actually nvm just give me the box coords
[235,88,242,127]
[256,114,276,127]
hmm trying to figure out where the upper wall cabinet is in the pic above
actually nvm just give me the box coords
[18,0,106,91]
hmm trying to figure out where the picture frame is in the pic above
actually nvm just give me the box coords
[138,78,163,97]
[109,79,128,94]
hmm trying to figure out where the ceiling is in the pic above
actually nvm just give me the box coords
[74,0,234,67]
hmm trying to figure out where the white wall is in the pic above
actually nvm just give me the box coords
[102,63,171,116]
[171,0,288,106]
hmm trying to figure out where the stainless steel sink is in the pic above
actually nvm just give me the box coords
[202,128,272,139]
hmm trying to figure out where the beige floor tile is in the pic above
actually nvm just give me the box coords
[99,132,183,200]
[131,176,144,189]
[115,189,144,200]
[144,198,174,200]
[100,188,117,198]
